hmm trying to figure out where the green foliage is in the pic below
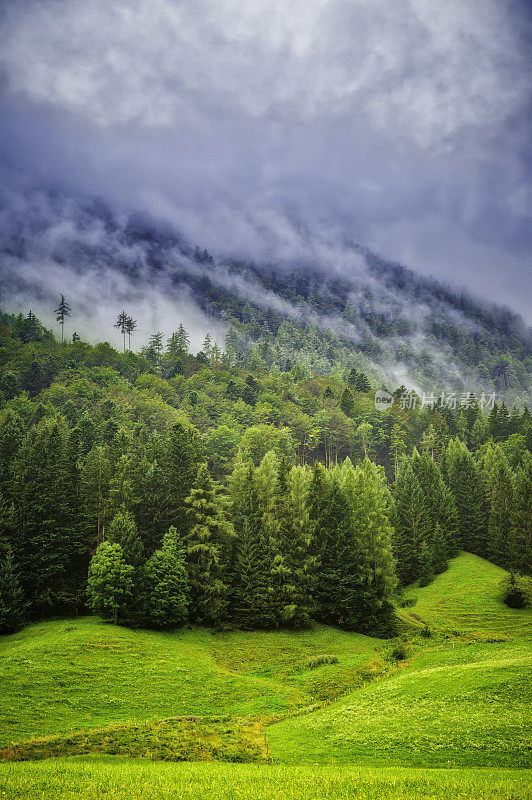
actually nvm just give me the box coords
[86,542,134,624]
[0,549,27,634]
[500,574,531,609]
[140,548,189,629]
[185,464,231,626]
[107,509,143,568]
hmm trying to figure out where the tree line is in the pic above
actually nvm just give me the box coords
[0,307,530,634]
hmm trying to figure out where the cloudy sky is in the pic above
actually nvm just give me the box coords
[1,0,531,320]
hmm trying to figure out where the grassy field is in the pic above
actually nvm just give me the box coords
[0,553,531,797]
[0,757,531,800]
[266,638,532,766]
[397,552,532,636]
[0,618,381,745]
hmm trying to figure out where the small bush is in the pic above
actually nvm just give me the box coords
[501,574,531,609]
[420,626,431,638]
[398,597,417,608]
[385,642,410,662]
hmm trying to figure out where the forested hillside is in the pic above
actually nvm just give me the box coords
[0,307,530,636]
[1,191,531,405]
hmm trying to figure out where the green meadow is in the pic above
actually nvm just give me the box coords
[1,553,531,798]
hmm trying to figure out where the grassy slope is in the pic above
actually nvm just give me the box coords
[1,553,531,799]
[397,552,532,636]
[267,553,532,767]
[0,620,379,744]
[266,638,532,766]
[1,758,530,800]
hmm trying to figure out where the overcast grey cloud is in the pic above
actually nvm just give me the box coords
[1,0,531,319]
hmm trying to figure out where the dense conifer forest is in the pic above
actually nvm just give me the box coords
[0,306,530,636]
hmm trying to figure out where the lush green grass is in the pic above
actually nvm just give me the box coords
[267,636,532,766]
[0,618,380,744]
[0,757,530,800]
[1,552,531,800]
[398,552,532,636]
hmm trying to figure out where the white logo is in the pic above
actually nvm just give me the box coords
[375,390,394,411]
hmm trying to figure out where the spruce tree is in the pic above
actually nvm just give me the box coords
[509,457,532,575]
[392,460,429,585]
[54,294,71,343]
[141,545,188,629]
[162,422,197,533]
[81,446,111,544]
[445,438,487,555]
[341,459,397,633]
[107,509,143,568]
[340,387,355,416]
[229,465,273,629]
[86,542,134,624]
[0,549,27,634]
[12,421,83,610]
[418,540,434,587]
[185,464,232,626]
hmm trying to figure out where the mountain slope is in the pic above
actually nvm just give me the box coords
[1,189,530,402]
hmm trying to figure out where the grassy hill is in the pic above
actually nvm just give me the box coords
[0,553,530,797]
[266,638,532,767]
[267,553,532,767]
[0,621,381,746]
[397,552,532,637]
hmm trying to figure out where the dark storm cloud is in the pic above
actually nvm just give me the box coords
[1,0,531,320]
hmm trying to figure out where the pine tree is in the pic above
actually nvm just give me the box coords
[431,523,449,574]
[393,460,429,585]
[274,465,315,628]
[390,424,407,477]
[340,387,355,416]
[411,451,458,563]
[125,316,137,350]
[54,294,71,343]
[341,460,397,633]
[87,542,134,624]
[107,509,143,568]
[229,465,274,629]
[485,454,514,568]
[141,543,188,629]
[418,540,434,587]
[12,421,83,610]
[81,446,111,544]
[23,360,46,397]
[0,412,24,497]
[354,372,371,392]
[0,549,27,634]
[509,457,532,575]
[162,422,198,533]
[185,464,232,626]
[312,477,355,625]
[114,311,128,353]
[444,438,487,554]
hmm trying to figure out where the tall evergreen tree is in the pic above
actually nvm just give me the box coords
[54,294,71,343]
[185,464,232,626]
[0,548,27,634]
[393,460,429,585]
[107,509,143,568]
[161,422,198,533]
[141,532,188,630]
[509,456,532,575]
[114,311,128,353]
[444,438,487,554]
[87,542,134,624]
[229,464,274,629]
[12,421,83,610]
